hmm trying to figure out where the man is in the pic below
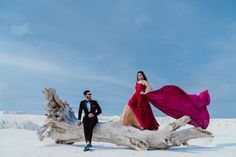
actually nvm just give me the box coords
[77,90,102,151]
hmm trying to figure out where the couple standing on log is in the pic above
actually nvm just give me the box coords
[77,70,211,151]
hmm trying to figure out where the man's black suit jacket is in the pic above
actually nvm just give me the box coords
[78,100,102,122]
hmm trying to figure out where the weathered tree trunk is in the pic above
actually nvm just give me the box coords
[37,88,213,150]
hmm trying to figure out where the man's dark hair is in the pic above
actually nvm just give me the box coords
[83,90,90,96]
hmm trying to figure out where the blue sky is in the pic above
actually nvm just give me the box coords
[0,0,236,118]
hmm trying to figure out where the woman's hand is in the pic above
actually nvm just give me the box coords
[140,91,146,95]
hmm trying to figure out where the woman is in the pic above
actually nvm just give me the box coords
[121,71,159,130]
[121,71,210,130]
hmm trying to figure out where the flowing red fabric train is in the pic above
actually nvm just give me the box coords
[146,85,210,129]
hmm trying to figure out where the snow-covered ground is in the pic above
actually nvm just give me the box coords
[0,111,236,157]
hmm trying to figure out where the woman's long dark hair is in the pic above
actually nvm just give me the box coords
[137,71,148,81]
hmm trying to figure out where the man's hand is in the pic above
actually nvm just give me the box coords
[88,113,95,118]
[77,121,82,126]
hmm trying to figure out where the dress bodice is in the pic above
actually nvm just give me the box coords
[135,82,146,92]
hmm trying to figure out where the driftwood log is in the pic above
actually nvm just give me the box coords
[37,88,213,150]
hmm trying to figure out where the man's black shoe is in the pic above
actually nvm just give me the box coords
[84,144,92,151]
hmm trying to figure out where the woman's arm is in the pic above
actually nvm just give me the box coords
[141,80,152,94]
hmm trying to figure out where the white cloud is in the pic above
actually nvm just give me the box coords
[0,53,69,75]
[82,74,132,88]
[10,23,32,36]
[0,35,134,88]
[0,52,132,88]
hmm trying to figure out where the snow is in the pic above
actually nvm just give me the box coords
[0,112,45,130]
[0,111,236,157]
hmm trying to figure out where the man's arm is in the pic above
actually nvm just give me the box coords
[78,101,83,121]
[94,101,102,116]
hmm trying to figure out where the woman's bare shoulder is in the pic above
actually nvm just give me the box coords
[142,80,148,84]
